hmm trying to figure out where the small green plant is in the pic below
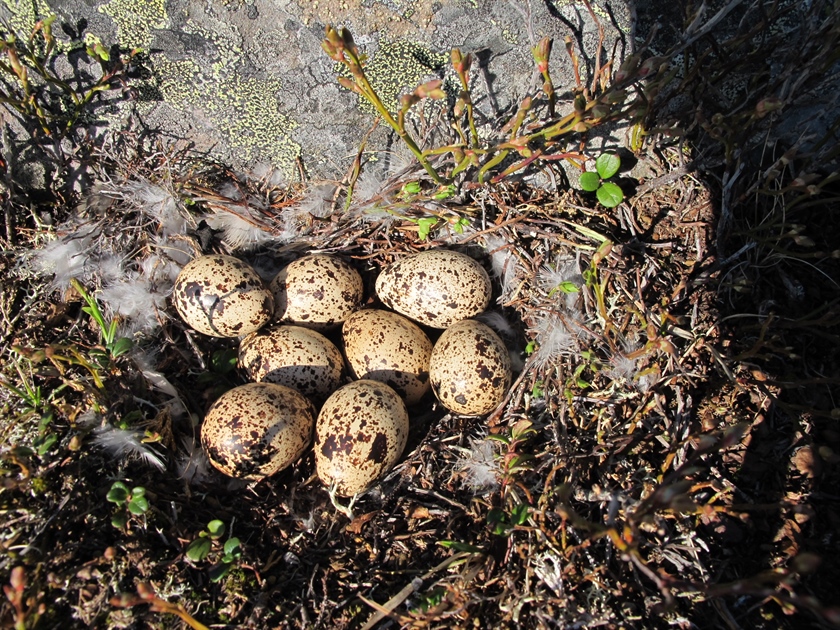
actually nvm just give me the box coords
[0,15,138,140]
[486,419,537,486]
[579,153,624,207]
[322,26,446,184]
[70,279,133,360]
[487,503,530,537]
[106,481,149,529]
[0,360,60,455]
[185,520,242,582]
[323,24,647,189]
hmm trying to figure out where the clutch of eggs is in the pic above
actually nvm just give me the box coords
[175,249,513,491]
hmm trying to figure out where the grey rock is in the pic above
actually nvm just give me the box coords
[1,0,633,181]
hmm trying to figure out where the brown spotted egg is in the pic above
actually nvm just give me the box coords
[429,320,512,416]
[238,325,345,402]
[342,309,432,406]
[271,255,363,330]
[375,250,491,328]
[172,254,274,338]
[315,380,409,497]
[201,382,315,480]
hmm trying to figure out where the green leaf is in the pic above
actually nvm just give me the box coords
[597,181,624,208]
[210,348,238,374]
[128,495,149,515]
[94,43,110,62]
[186,538,212,562]
[510,504,530,526]
[416,217,439,240]
[207,519,226,540]
[433,184,456,201]
[209,563,232,582]
[223,537,241,556]
[549,281,579,297]
[595,152,621,179]
[130,486,146,499]
[438,540,484,553]
[107,482,129,504]
[450,217,470,234]
[35,432,57,455]
[111,512,127,529]
[579,171,600,192]
[401,181,421,196]
[525,340,536,355]
[108,337,134,358]
[487,507,508,536]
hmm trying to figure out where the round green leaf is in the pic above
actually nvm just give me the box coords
[107,482,129,504]
[186,538,212,562]
[596,181,624,208]
[128,495,149,515]
[595,153,621,180]
[111,513,127,529]
[207,519,226,540]
[223,537,241,556]
[579,171,601,191]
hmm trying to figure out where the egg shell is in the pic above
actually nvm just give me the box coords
[375,250,492,328]
[429,319,512,416]
[239,325,345,402]
[172,254,274,338]
[315,380,409,497]
[271,255,363,330]
[201,382,315,480]
[342,309,433,406]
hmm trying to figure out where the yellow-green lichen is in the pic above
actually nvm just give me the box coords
[150,54,299,173]
[351,39,448,114]
[98,0,168,49]
[98,1,300,174]
[1,0,53,34]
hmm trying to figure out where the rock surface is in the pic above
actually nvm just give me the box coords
[0,0,633,180]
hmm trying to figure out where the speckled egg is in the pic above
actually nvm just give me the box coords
[238,325,345,402]
[201,383,315,480]
[429,320,512,416]
[315,380,409,497]
[342,309,432,406]
[172,254,274,338]
[375,250,491,328]
[271,255,363,330]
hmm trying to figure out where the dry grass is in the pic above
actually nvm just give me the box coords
[2,1,840,628]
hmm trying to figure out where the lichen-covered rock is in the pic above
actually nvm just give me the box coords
[5,0,632,179]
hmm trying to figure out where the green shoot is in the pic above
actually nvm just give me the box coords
[185,520,242,583]
[323,26,445,184]
[580,153,624,208]
[70,279,133,359]
[107,481,149,529]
